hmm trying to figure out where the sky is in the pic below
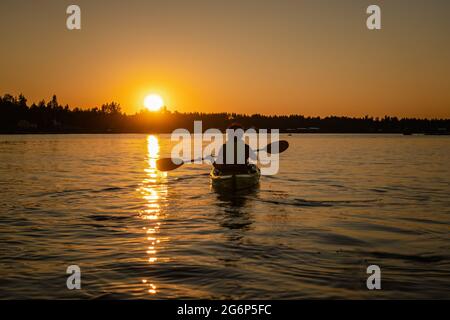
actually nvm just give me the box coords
[0,0,449,117]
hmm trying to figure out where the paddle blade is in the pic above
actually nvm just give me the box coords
[156,158,184,171]
[266,140,289,154]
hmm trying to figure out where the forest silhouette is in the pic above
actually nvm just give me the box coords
[1,93,449,134]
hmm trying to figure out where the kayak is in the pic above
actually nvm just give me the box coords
[210,164,261,191]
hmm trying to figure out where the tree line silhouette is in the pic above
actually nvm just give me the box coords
[1,93,449,134]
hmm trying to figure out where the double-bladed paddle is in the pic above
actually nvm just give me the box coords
[156,140,289,172]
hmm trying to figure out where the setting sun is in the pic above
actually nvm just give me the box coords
[144,94,164,111]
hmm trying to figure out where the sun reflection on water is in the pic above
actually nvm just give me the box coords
[138,135,167,296]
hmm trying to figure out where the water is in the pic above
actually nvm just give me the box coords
[0,134,449,299]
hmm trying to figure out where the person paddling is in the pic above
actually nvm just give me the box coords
[213,123,257,173]
[155,124,289,173]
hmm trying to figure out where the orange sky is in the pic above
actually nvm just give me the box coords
[1,0,449,118]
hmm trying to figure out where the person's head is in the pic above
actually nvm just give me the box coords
[226,122,244,139]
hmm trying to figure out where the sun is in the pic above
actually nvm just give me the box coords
[144,94,164,111]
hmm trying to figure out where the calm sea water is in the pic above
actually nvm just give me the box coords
[0,134,449,299]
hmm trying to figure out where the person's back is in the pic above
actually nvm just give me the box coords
[213,123,256,173]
